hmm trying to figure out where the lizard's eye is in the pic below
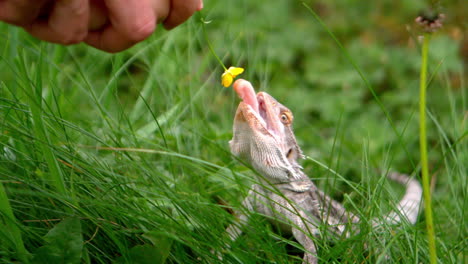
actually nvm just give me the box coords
[280,112,292,124]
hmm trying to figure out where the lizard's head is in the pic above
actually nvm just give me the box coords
[229,79,304,182]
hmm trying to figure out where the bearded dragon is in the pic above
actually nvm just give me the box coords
[225,79,422,264]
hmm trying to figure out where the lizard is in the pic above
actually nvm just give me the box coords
[224,79,423,264]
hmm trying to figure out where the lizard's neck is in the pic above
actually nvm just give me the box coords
[269,167,313,193]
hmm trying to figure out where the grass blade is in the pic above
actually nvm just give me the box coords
[0,182,30,262]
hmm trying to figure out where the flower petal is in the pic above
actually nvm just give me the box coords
[227,66,244,77]
[221,73,233,87]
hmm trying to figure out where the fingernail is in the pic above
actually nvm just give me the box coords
[198,0,203,11]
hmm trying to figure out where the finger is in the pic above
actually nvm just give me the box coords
[163,0,203,30]
[84,27,134,53]
[88,0,108,30]
[103,0,162,42]
[0,0,48,25]
[84,0,162,52]
[25,0,89,45]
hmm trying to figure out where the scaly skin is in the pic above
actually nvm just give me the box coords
[226,79,422,263]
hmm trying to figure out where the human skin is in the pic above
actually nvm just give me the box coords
[0,0,203,52]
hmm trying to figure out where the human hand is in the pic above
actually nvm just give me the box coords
[0,0,203,53]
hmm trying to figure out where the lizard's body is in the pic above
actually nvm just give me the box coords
[225,79,422,263]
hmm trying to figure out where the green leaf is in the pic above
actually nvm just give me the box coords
[115,242,172,264]
[115,231,173,264]
[32,217,83,264]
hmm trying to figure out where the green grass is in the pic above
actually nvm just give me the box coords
[0,1,466,263]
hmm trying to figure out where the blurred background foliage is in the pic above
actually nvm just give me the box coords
[0,0,466,263]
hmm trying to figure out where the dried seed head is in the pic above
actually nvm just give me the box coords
[415,10,445,33]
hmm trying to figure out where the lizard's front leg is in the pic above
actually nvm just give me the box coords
[225,207,250,241]
[268,192,321,264]
[292,227,318,264]
[290,210,320,264]
[225,186,258,244]
[217,194,252,261]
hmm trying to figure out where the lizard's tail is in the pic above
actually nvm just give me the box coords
[374,172,423,226]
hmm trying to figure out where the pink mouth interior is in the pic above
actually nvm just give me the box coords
[233,79,275,134]
[233,79,259,113]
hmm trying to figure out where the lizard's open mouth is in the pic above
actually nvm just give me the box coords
[234,79,278,135]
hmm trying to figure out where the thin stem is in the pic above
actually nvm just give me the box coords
[200,17,227,71]
[419,33,437,264]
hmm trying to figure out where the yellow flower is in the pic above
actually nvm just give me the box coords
[221,66,244,87]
